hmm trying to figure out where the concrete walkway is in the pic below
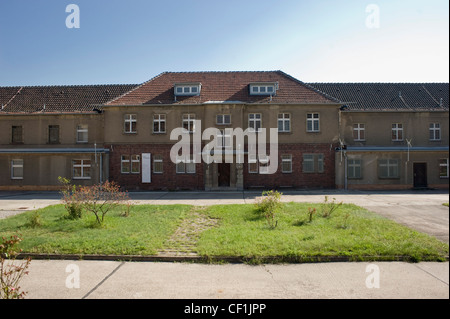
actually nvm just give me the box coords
[16,260,449,299]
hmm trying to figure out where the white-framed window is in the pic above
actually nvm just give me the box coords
[281,154,292,173]
[249,83,277,95]
[182,114,196,133]
[153,114,166,133]
[216,114,231,125]
[391,123,403,141]
[121,155,130,174]
[429,123,441,141]
[124,114,137,133]
[76,124,88,143]
[131,155,140,174]
[306,113,320,132]
[379,159,399,178]
[153,155,163,174]
[176,155,196,174]
[353,123,365,141]
[303,154,315,173]
[248,154,258,173]
[248,113,261,132]
[217,129,232,149]
[303,154,324,173]
[278,113,290,132]
[11,159,23,180]
[439,158,449,178]
[348,159,362,179]
[73,159,91,179]
[174,84,201,96]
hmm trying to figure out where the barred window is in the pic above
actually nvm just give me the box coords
[153,155,163,174]
[12,126,23,144]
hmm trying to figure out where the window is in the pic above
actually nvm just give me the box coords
[249,83,277,95]
[121,155,140,174]
[11,126,23,144]
[77,125,88,143]
[153,114,166,133]
[306,113,320,132]
[391,123,403,141]
[121,155,130,174]
[153,155,163,174]
[303,154,315,173]
[131,155,140,174]
[217,129,232,149]
[248,154,258,173]
[124,114,137,133]
[348,159,362,179]
[182,114,196,133]
[281,154,292,173]
[248,113,261,132]
[216,114,231,125]
[303,154,324,173]
[378,159,399,178]
[278,113,290,132]
[176,156,195,174]
[174,83,201,96]
[73,159,91,179]
[353,123,365,141]
[11,159,23,180]
[429,123,441,141]
[440,159,449,178]
[48,125,60,144]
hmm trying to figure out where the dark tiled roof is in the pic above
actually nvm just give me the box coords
[0,84,138,114]
[106,71,339,106]
[308,83,449,111]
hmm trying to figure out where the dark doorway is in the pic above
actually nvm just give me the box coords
[218,163,231,187]
[413,163,427,188]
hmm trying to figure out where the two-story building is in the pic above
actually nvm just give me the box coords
[0,71,448,191]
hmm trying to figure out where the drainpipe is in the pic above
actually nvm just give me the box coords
[100,153,103,184]
[344,151,348,190]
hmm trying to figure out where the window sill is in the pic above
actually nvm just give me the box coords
[73,177,91,180]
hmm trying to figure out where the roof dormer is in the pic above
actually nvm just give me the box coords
[174,83,202,97]
[249,82,278,96]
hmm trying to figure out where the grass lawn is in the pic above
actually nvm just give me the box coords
[0,202,448,262]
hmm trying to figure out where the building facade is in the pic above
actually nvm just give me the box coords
[0,72,448,191]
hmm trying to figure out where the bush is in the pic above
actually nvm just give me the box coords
[321,196,343,218]
[254,190,283,229]
[26,210,42,228]
[0,235,31,299]
[58,176,83,220]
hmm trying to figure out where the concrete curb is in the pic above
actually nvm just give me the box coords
[15,253,449,263]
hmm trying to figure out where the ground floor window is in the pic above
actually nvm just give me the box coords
[176,156,195,174]
[11,159,23,179]
[73,159,91,179]
[303,154,324,173]
[440,158,449,178]
[153,155,163,174]
[378,159,399,179]
[348,158,362,179]
[121,155,140,174]
[281,154,292,173]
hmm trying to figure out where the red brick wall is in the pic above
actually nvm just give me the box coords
[244,143,336,189]
[106,144,204,191]
[107,143,336,190]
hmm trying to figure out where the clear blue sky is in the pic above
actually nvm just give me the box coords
[0,0,448,86]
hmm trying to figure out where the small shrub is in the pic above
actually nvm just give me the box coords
[320,196,343,218]
[26,210,42,228]
[58,176,82,220]
[254,190,283,229]
[307,207,316,223]
[336,212,351,229]
[0,235,31,299]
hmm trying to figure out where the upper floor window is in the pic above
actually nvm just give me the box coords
[391,123,403,141]
[124,114,137,133]
[48,125,60,144]
[77,124,88,143]
[306,113,320,132]
[248,113,261,132]
[182,114,196,133]
[278,113,291,132]
[11,126,23,144]
[216,114,231,125]
[249,83,278,95]
[153,114,166,133]
[353,123,365,141]
[174,83,201,96]
[429,123,441,141]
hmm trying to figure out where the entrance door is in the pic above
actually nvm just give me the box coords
[218,163,231,187]
[413,163,427,188]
